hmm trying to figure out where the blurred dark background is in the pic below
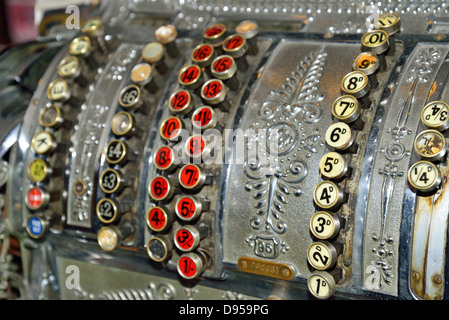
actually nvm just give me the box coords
[0,0,37,52]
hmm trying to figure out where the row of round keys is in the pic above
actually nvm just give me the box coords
[154,135,212,168]
[148,164,212,202]
[308,13,401,299]
[189,44,241,86]
[147,195,210,232]
[407,102,449,193]
[146,206,208,253]
[147,234,209,280]
[178,65,231,111]
[159,109,219,143]
[168,92,220,130]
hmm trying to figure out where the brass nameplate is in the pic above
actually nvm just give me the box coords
[237,256,294,280]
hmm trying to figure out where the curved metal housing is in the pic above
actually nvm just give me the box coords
[1,0,449,301]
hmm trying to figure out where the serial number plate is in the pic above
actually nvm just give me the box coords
[237,256,294,280]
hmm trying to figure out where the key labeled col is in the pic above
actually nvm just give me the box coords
[99,168,131,194]
[146,205,173,233]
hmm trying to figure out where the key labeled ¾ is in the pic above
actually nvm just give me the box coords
[420,101,449,131]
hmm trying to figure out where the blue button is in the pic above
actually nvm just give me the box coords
[27,217,44,238]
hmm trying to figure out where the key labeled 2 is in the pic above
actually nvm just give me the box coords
[307,241,338,270]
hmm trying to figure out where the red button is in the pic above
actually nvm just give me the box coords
[224,34,245,51]
[192,106,215,130]
[176,195,198,221]
[212,56,233,73]
[27,187,44,210]
[202,80,223,99]
[147,206,169,232]
[160,116,182,141]
[178,255,198,278]
[154,145,175,171]
[179,65,201,86]
[185,135,206,157]
[149,176,173,201]
[175,227,196,251]
[203,24,226,39]
[192,44,213,63]
[179,164,202,189]
[170,90,191,111]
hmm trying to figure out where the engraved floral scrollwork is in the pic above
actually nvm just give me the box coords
[244,48,327,258]
[365,47,442,291]
[407,48,440,83]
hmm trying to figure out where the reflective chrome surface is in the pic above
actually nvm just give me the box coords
[1,0,449,301]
